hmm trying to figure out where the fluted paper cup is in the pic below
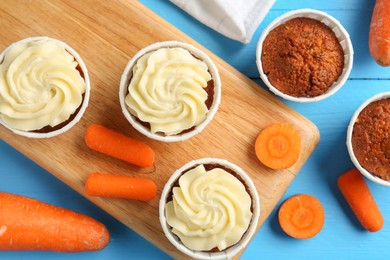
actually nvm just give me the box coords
[256,9,353,103]
[0,36,90,138]
[347,92,390,186]
[159,158,260,260]
[119,41,221,142]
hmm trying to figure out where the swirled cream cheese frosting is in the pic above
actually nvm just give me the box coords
[0,38,86,131]
[124,47,212,136]
[165,164,253,251]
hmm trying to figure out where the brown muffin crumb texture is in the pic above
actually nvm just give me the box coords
[262,17,344,97]
[352,98,390,180]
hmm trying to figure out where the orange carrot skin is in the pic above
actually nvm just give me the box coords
[86,173,157,201]
[369,0,390,66]
[0,192,110,251]
[85,124,155,167]
[338,169,384,232]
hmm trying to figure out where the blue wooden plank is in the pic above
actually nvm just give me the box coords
[140,0,390,79]
[274,0,368,10]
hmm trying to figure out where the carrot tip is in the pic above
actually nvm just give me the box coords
[338,169,384,232]
[0,192,110,252]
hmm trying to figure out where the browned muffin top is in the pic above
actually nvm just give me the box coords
[262,17,344,97]
[352,98,390,180]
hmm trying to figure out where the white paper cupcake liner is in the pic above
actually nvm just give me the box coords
[346,92,390,186]
[119,41,221,142]
[0,36,90,138]
[256,9,354,103]
[159,158,260,260]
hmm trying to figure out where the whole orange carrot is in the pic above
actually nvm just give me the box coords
[0,192,110,251]
[85,124,155,167]
[338,169,384,232]
[85,173,157,201]
[369,0,390,66]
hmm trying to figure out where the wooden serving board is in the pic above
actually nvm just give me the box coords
[0,0,319,258]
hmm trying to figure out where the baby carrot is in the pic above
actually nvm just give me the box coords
[278,194,325,239]
[85,173,157,201]
[338,169,384,232]
[85,124,155,167]
[0,192,110,252]
[255,123,301,170]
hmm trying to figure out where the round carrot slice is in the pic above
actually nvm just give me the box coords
[278,194,325,239]
[255,123,301,170]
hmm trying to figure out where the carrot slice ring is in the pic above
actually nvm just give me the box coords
[278,194,325,239]
[255,123,301,170]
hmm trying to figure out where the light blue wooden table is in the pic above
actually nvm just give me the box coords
[1,0,389,259]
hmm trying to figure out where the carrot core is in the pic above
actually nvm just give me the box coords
[291,207,314,229]
[268,134,290,157]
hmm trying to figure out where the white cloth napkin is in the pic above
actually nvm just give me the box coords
[170,0,275,44]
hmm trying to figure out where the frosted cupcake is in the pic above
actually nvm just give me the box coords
[119,41,221,142]
[0,36,90,138]
[159,158,260,259]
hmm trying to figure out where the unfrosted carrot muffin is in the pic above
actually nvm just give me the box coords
[261,17,344,97]
[351,97,390,180]
[120,41,221,142]
[0,37,89,138]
